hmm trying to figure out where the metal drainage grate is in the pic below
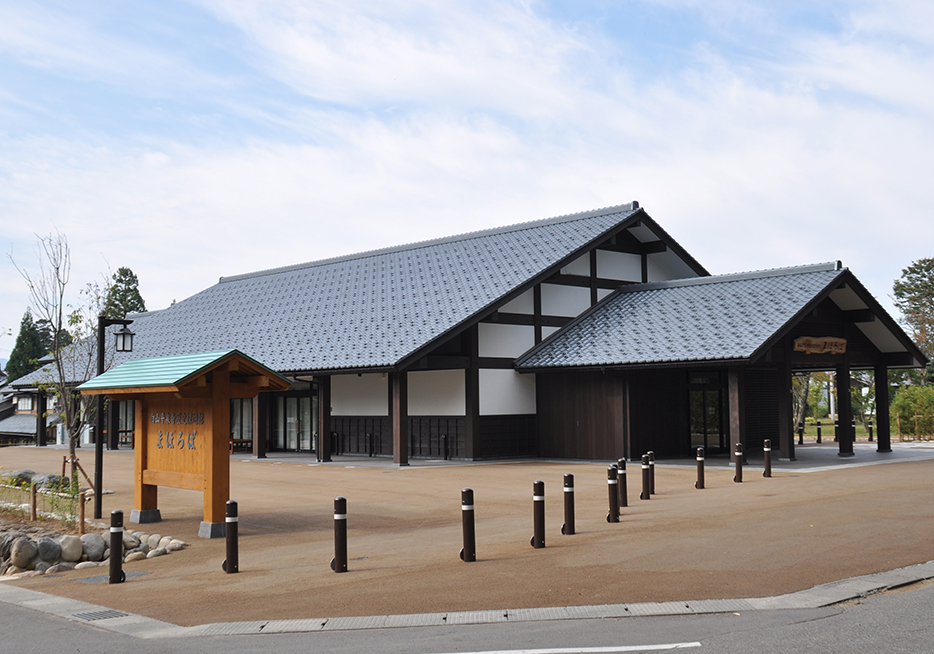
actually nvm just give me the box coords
[73,610,130,622]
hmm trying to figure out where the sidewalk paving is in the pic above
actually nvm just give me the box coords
[2,441,933,635]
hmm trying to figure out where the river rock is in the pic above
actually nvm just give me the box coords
[146,547,167,559]
[1,532,27,560]
[157,536,173,550]
[46,562,76,574]
[10,538,38,568]
[166,539,187,552]
[125,551,147,563]
[122,533,140,550]
[34,561,51,574]
[59,535,83,562]
[80,533,106,561]
[146,534,162,549]
[36,537,62,562]
[74,561,100,570]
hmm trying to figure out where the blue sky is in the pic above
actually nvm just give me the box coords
[2,0,933,360]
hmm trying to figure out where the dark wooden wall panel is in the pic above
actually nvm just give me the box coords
[479,415,537,458]
[744,367,778,451]
[409,417,466,459]
[536,372,625,460]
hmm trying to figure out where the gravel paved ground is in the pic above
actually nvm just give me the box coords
[2,443,933,627]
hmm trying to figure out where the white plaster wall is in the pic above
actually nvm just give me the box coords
[597,250,641,282]
[479,323,536,358]
[331,373,388,416]
[541,283,591,317]
[499,289,534,314]
[542,326,561,339]
[408,369,465,416]
[646,250,699,282]
[597,288,614,301]
[561,253,590,276]
[479,369,536,415]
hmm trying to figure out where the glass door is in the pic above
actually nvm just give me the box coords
[275,394,317,452]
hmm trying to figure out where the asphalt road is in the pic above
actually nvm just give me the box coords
[4,580,933,653]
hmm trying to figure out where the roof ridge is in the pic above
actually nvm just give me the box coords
[616,262,842,294]
[219,202,640,283]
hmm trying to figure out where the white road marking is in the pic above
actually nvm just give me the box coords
[431,643,701,654]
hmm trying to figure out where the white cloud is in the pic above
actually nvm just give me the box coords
[2,0,933,356]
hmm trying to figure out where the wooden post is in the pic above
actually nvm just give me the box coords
[728,367,746,462]
[317,376,332,462]
[252,394,266,459]
[836,362,854,456]
[776,356,795,461]
[132,399,159,524]
[107,399,120,450]
[78,490,86,536]
[465,326,480,460]
[202,365,231,536]
[30,482,37,521]
[36,393,48,447]
[391,370,409,466]
[874,364,892,453]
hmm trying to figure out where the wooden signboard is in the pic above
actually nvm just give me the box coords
[793,337,847,355]
[78,350,290,538]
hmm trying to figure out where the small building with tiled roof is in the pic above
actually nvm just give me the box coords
[22,201,928,462]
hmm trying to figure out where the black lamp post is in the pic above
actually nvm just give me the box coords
[94,317,134,520]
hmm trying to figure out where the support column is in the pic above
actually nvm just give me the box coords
[317,377,332,462]
[836,362,854,456]
[201,366,231,537]
[252,394,267,459]
[728,367,746,462]
[107,400,120,450]
[622,375,631,461]
[874,365,891,453]
[777,358,795,461]
[36,393,48,447]
[465,326,481,460]
[391,370,409,466]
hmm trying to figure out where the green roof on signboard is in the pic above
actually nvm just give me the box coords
[77,350,289,391]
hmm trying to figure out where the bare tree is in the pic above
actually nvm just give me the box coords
[9,231,110,488]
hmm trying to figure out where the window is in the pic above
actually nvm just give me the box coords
[16,395,34,412]
[230,398,253,443]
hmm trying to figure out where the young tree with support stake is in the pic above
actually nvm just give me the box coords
[8,232,112,489]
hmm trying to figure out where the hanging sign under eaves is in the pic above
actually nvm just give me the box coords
[794,337,847,355]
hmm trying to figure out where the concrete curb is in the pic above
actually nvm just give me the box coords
[3,560,933,639]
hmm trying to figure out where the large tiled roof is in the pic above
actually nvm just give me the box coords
[111,203,666,373]
[516,263,848,370]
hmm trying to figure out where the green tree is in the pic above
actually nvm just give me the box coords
[893,258,934,360]
[4,309,51,382]
[102,266,146,319]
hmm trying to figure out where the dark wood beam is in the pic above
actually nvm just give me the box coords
[836,361,854,456]
[317,376,331,462]
[465,325,480,459]
[390,371,408,466]
[874,364,891,453]
[477,357,517,369]
[543,273,628,290]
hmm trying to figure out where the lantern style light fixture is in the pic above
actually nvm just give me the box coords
[114,324,135,352]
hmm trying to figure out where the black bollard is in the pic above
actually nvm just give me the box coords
[797,422,804,445]
[223,500,239,573]
[834,420,839,442]
[695,446,705,490]
[531,480,545,548]
[460,488,476,562]
[733,443,743,483]
[868,419,874,442]
[640,454,651,500]
[109,510,125,584]
[607,466,619,523]
[816,420,822,444]
[617,458,628,508]
[648,451,656,495]
[331,496,348,573]
[562,473,575,536]
[763,439,772,478]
